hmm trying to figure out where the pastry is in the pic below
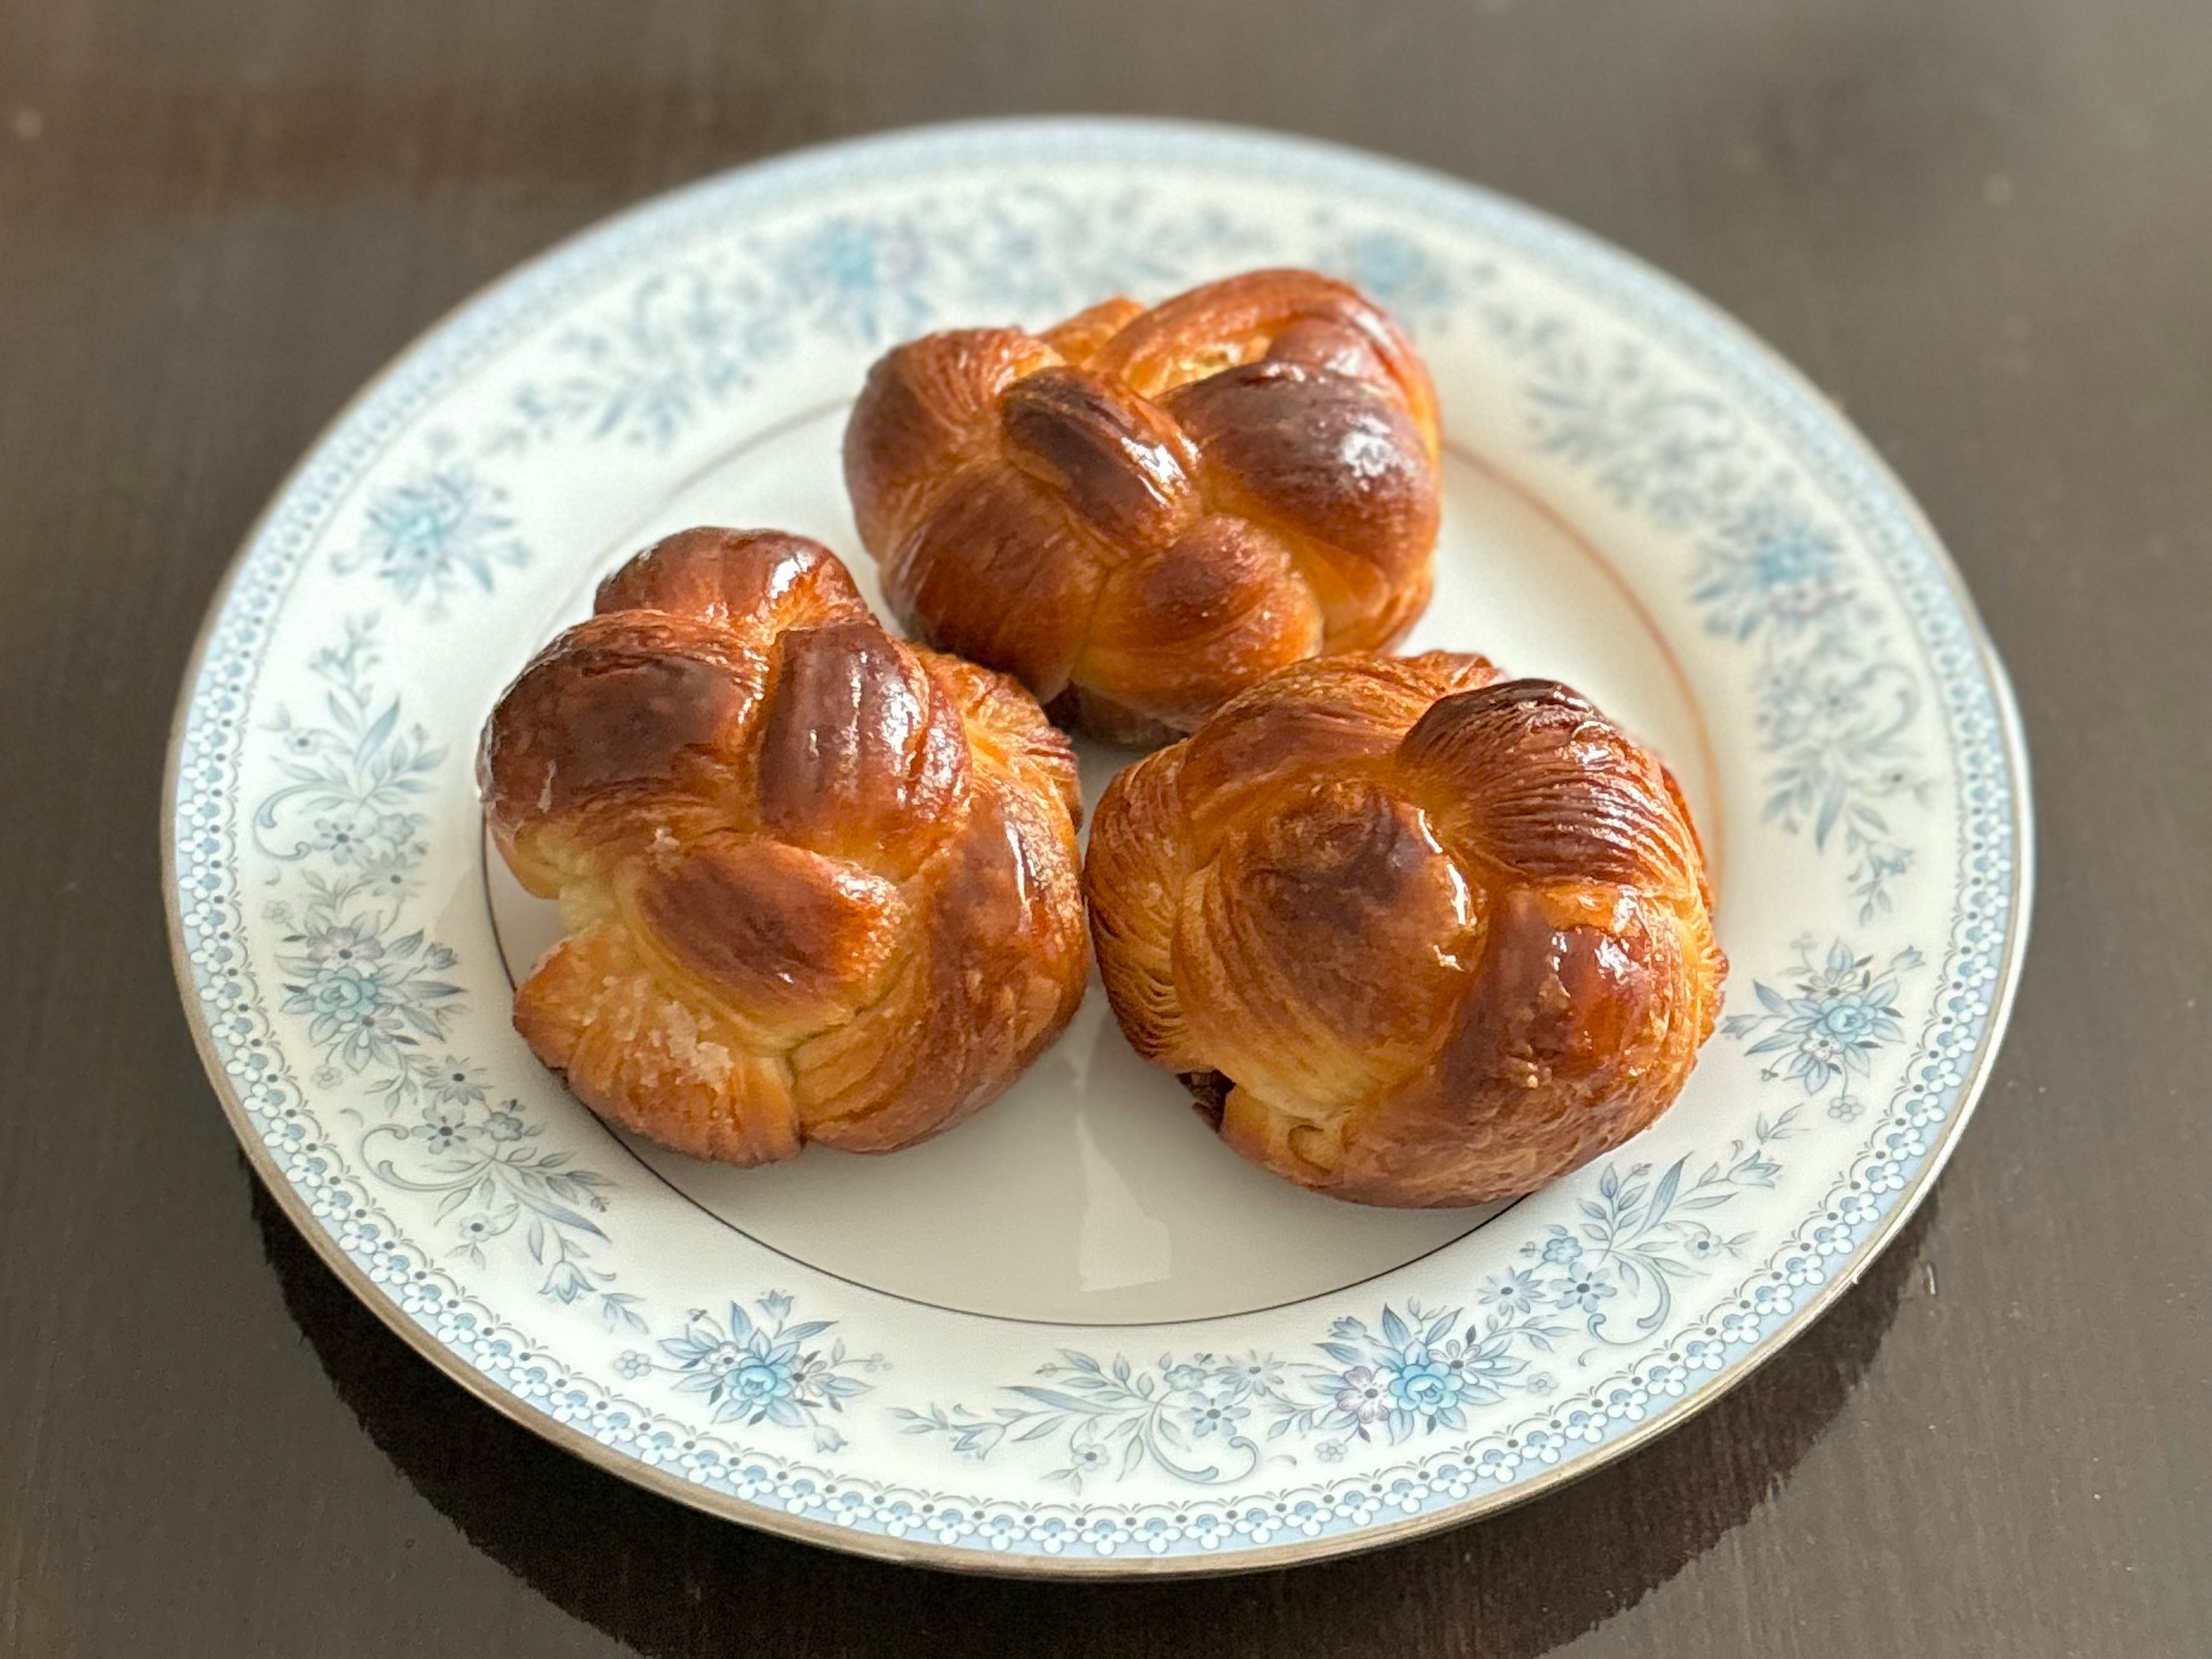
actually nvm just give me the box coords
[479,527,1089,1164]
[1084,653,1726,1206]
[843,268,1442,744]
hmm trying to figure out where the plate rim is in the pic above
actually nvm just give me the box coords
[161,113,2035,1578]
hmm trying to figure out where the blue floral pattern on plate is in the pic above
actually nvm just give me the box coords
[332,435,530,611]
[635,1293,885,1453]
[488,186,1278,454]
[1724,940,1921,1122]
[252,614,637,1326]
[1484,306,1931,919]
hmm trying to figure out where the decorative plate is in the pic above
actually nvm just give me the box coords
[165,118,2029,1576]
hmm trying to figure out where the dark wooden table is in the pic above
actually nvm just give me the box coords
[3,2,2207,1654]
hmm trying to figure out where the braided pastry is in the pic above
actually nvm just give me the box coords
[1084,653,1726,1207]
[843,269,1442,745]
[479,528,1088,1164]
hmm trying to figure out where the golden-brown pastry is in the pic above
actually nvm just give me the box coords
[1084,653,1726,1207]
[479,528,1089,1164]
[843,269,1443,745]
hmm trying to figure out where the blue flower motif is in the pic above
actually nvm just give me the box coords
[779,216,929,345]
[279,891,464,1082]
[302,923,382,968]
[729,1354,797,1410]
[336,452,529,607]
[1540,1233,1583,1267]
[1382,1352,1464,1413]
[356,854,416,902]
[659,1296,876,1431]
[1479,1270,1539,1315]
[413,1101,477,1156]
[1552,1268,1617,1315]
[1315,1438,1348,1463]
[1162,1362,1208,1393]
[1214,1353,1286,1395]
[454,1210,512,1246]
[1730,940,1910,1101]
[482,1109,527,1142]
[1346,230,1425,293]
[1330,228,1457,323]
[309,817,368,862]
[1692,497,1846,639]
[1333,1366,1391,1425]
[1064,1441,1112,1482]
[1185,1394,1249,1440]
[301,968,384,1037]
[685,1333,803,1427]
[613,1350,653,1380]
[1823,999,1879,1039]
[427,1056,487,1107]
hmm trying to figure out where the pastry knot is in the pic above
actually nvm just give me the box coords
[1084,653,1726,1206]
[843,270,1443,743]
[480,528,1088,1164]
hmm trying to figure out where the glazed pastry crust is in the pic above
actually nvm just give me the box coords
[479,528,1088,1165]
[1084,653,1726,1207]
[843,270,1443,744]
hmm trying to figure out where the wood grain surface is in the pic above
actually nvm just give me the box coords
[2,2,2207,1654]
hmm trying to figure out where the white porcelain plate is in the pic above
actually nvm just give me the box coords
[166,119,2030,1575]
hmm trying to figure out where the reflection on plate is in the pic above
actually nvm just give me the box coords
[166,118,2028,1575]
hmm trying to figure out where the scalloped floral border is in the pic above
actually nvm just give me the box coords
[167,119,2024,1567]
